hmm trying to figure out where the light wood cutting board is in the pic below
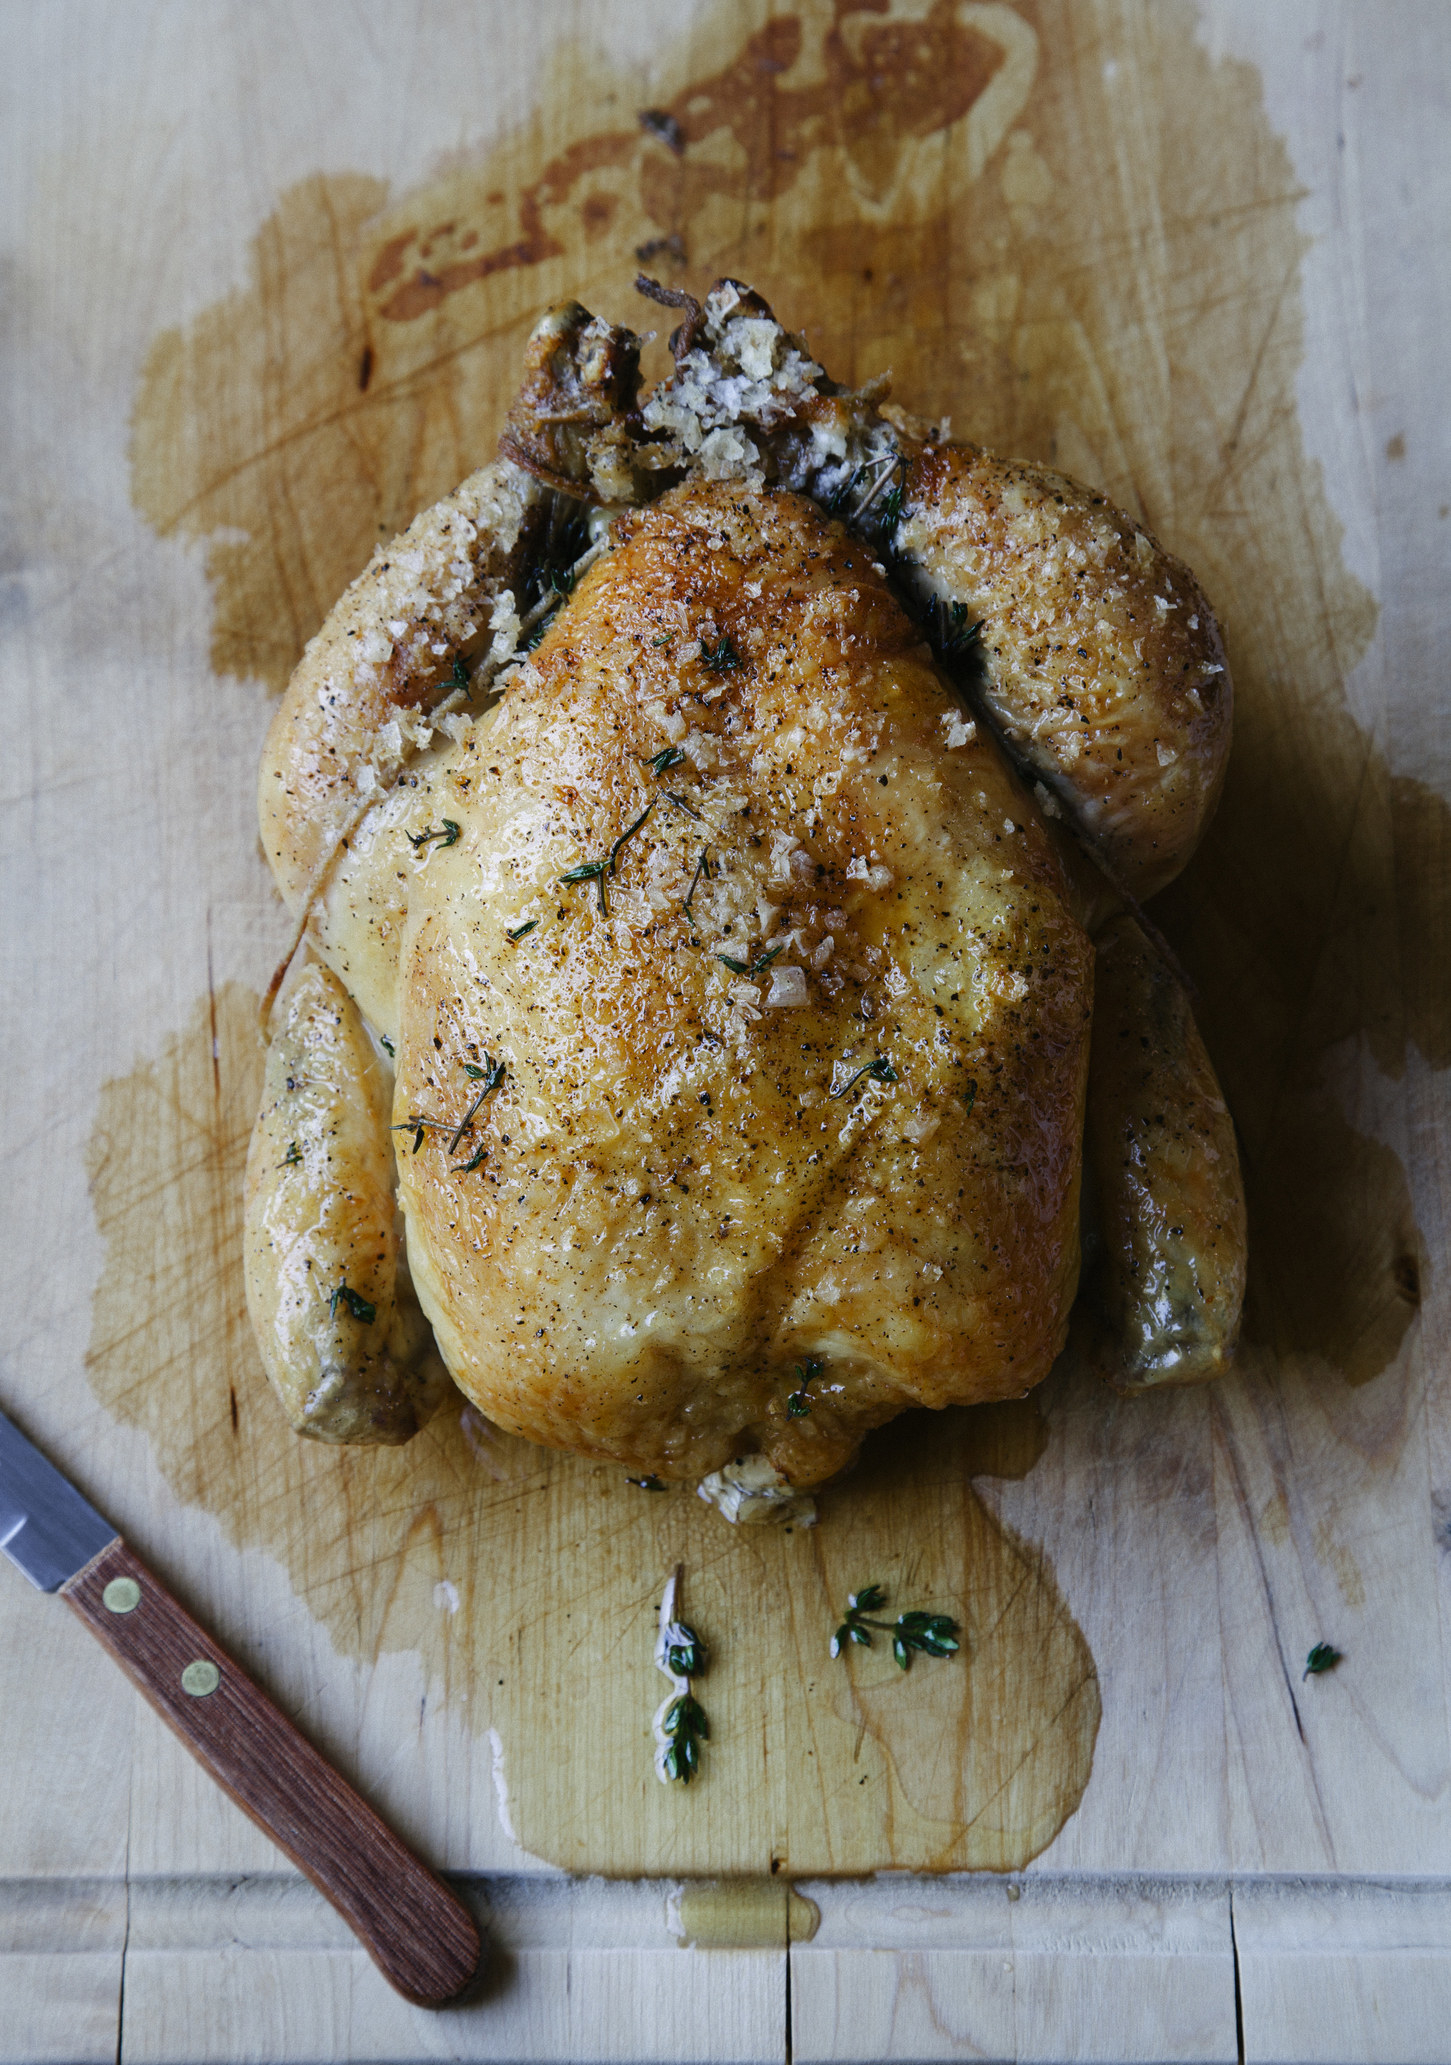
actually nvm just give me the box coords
[4,0,1451,1951]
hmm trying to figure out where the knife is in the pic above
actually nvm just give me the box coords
[0,1405,481,2008]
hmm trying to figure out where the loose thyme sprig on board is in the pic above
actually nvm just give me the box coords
[1303,1642,1343,1679]
[830,1585,960,1671]
[654,1565,710,1784]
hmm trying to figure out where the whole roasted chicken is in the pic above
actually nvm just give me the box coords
[244,280,1245,1519]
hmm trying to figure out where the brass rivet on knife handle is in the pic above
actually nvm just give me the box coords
[62,1537,481,2007]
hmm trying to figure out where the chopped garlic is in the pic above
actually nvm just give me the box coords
[697,1456,817,1527]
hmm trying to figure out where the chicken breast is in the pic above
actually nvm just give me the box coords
[393,479,1094,1485]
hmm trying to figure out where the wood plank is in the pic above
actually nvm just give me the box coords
[1234,1881,1451,2065]
[790,1876,1238,2064]
[0,1879,126,2065]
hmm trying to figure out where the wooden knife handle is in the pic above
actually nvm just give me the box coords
[63,1538,480,2007]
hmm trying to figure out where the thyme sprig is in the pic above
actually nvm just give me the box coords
[559,802,656,919]
[830,1585,960,1671]
[329,1283,377,1326]
[662,788,702,821]
[1304,1642,1343,1680]
[408,819,461,852]
[654,1566,710,1784]
[830,1056,899,1099]
[718,942,785,979]
[390,1114,450,1153]
[787,1357,823,1418]
[449,1056,504,1155]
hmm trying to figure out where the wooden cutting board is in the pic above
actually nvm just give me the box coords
[6,0,1451,1925]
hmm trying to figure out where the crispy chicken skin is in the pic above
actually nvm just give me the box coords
[243,278,1246,1472]
[1084,915,1246,1389]
[398,482,1092,1484]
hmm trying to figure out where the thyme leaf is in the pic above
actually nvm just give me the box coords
[1303,1642,1343,1680]
[683,847,712,914]
[506,919,538,942]
[941,599,982,658]
[408,819,461,852]
[649,746,687,775]
[558,857,609,916]
[660,1694,710,1781]
[280,1141,303,1168]
[827,465,862,514]
[662,788,702,821]
[453,1142,487,1174]
[718,942,785,978]
[699,633,741,672]
[329,1283,377,1326]
[450,656,472,701]
[628,1474,667,1491]
[786,1357,822,1418]
[880,485,903,534]
[609,803,654,874]
[390,1114,450,1148]
[665,1627,707,1678]
[830,1585,960,1668]
[380,1036,395,1057]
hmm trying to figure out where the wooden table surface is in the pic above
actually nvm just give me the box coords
[3,1,1450,2058]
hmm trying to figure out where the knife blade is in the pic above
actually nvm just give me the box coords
[0,1405,480,2008]
[0,1409,118,1590]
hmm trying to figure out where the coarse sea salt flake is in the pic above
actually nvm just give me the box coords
[764,965,808,1007]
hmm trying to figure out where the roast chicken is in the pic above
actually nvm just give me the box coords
[244,280,1245,1516]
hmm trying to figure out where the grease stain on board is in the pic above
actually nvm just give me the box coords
[86,983,1096,1874]
[104,0,1445,1867]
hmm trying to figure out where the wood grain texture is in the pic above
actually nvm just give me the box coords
[3,0,1451,2053]
[63,1541,481,2008]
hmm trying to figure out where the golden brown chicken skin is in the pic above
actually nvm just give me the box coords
[1083,914,1246,1388]
[894,445,1232,903]
[396,481,1093,1485]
